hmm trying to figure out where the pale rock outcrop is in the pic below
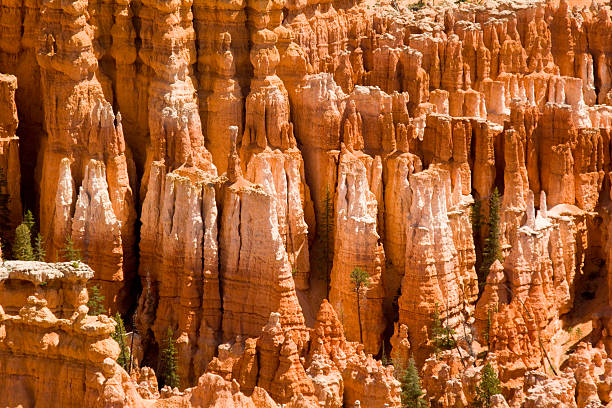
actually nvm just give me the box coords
[136,163,221,385]
[329,145,385,354]
[307,355,343,408]
[479,197,586,387]
[0,261,125,407]
[420,349,480,407]
[394,167,476,359]
[220,139,308,349]
[342,355,402,408]
[186,373,279,408]
[383,141,422,315]
[522,371,578,408]
[244,142,313,291]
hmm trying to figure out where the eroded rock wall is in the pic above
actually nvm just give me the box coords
[0,0,612,406]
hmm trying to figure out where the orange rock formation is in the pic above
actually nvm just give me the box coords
[0,0,611,406]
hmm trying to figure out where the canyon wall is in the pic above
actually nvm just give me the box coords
[0,0,611,406]
[0,74,22,240]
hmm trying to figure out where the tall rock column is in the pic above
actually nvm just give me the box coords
[35,0,136,312]
[393,167,476,361]
[0,0,44,211]
[329,143,385,354]
[135,0,221,385]
[193,0,250,157]
[204,32,243,174]
[0,74,22,238]
[500,128,529,248]
[138,163,221,385]
[537,103,576,207]
[138,0,217,192]
[219,131,308,350]
[240,9,314,290]
[110,0,145,171]
[383,132,422,316]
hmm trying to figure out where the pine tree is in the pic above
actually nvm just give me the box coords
[112,313,130,371]
[23,210,35,230]
[13,223,34,261]
[319,186,334,296]
[483,307,494,351]
[479,188,502,290]
[33,233,46,262]
[87,285,106,316]
[431,303,456,353]
[158,327,180,389]
[0,167,11,241]
[350,267,370,344]
[400,358,427,408]
[381,341,388,366]
[62,236,81,265]
[470,199,482,232]
[475,362,501,408]
[471,198,483,294]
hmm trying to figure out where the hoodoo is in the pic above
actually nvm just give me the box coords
[0,0,612,406]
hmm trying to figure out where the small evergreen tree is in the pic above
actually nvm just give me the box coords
[23,210,35,231]
[350,267,370,344]
[111,313,130,370]
[475,362,501,408]
[0,167,11,241]
[381,341,388,366]
[87,285,106,316]
[319,186,334,296]
[470,199,482,232]
[431,303,456,354]
[13,223,34,261]
[479,188,502,290]
[400,358,427,408]
[158,327,180,389]
[483,307,494,351]
[62,236,81,265]
[33,233,46,262]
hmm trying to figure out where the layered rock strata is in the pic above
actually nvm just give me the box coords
[35,0,137,312]
[0,261,126,408]
[0,0,611,405]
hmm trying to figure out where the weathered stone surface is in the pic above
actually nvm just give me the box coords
[0,261,121,407]
[393,166,477,360]
[220,144,308,349]
[33,0,138,313]
[136,164,221,385]
[1,0,612,406]
[0,74,21,237]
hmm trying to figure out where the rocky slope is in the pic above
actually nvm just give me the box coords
[0,0,611,406]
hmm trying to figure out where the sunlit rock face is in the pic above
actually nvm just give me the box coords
[0,0,611,405]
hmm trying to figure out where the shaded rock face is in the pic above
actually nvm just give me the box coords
[1,0,612,406]
[0,74,22,240]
